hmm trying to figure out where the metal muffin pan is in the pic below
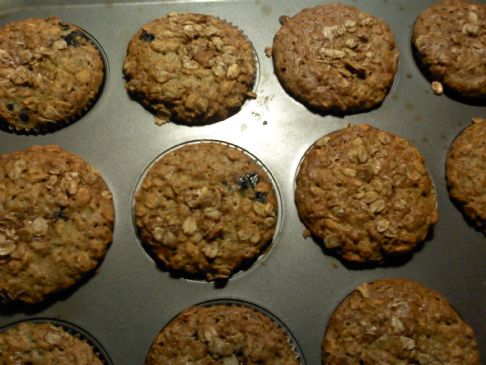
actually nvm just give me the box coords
[0,1,485,364]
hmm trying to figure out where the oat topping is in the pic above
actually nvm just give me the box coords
[0,145,114,303]
[446,118,486,231]
[412,0,486,99]
[0,322,104,364]
[272,3,399,113]
[123,13,256,125]
[323,279,481,364]
[146,304,300,365]
[295,124,438,263]
[135,142,277,280]
[0,17,104,132]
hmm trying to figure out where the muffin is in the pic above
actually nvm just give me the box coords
[0,145,114,303]
[134,142,277,280]
[446,117,486,231]
[124,12,256,125]
[272,3,399,113]
[0,321,106,364]
[323,279,481,364]
[412,0,486,98]
[146,303,300,365]
[295,124,438,263]
[0,17,104,133]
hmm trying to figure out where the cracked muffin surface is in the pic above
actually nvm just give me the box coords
[446,118,486,231]
[134,142,277,280]
[412,0,486,98]
[323,279,480,365]
[0,145,114,303]
[0,17,104,132]
[146,304,300,365]
[272,3,399,113]
[123,12,256,125]
[295,124,438,263]
[0,322,105,364]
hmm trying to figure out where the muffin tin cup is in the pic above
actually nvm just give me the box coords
[132,139,283,283]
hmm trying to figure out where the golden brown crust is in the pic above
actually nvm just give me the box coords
[446,118,486,230]
[272,3,399,113]
[0,145,114,303]
[123,12,256,125]
[295,125,438,263]
[322,279,481,365]
[412,0,486,98]
[0,17,104,132]
[0,322,104,364]
[134,142,277,280]
[146,304,300,365]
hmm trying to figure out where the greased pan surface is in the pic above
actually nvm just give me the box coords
[0,1,485,364]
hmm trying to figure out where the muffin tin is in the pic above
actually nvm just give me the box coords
[0,1,485,364]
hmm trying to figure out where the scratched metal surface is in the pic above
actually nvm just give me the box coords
[0,1,485,364]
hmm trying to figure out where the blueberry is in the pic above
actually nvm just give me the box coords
[54,208,68,221]
[19,109,29,123]
[255,191,267,203]
[238,172,260,189]
[139,30,155,42]
[64,30,88,47]
[6,103,14,111]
